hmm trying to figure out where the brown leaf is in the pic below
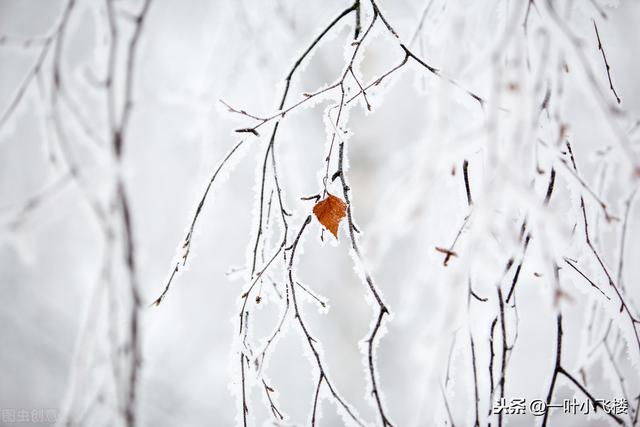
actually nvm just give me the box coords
[313,193,346,239]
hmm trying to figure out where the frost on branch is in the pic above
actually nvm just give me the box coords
[3,0,640,426]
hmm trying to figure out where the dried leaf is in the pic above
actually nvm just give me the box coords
[313,193,346,239]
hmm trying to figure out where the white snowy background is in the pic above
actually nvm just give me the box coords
[1,0,640,426]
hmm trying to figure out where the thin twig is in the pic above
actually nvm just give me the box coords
[592,20,621,104]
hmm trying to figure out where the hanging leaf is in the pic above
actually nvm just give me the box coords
[313,193,347,239]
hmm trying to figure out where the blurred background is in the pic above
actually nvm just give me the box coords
[1,0,640,426]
